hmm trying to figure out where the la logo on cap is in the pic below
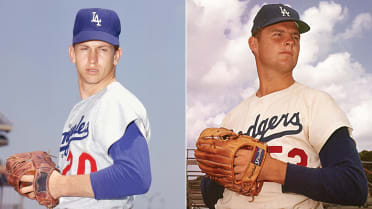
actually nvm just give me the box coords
[91,12,102,26]
[279,6,290,17]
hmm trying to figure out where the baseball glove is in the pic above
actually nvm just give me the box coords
[195,127,268,199]
[6,151,59,208]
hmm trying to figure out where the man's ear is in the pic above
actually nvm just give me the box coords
[113,48,122,66]
[68,45,76,63]
[248,36,258,55]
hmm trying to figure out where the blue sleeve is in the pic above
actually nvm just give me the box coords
[90,121,151,199]
[200,176,224,209]
[282,127,368,205]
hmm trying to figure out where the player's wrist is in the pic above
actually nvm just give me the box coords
[49,170,63,199]
[257,154,269,182]
[258,154,287,184]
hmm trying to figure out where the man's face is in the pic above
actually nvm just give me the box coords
[250,21,300,73]
[69,40,121,86]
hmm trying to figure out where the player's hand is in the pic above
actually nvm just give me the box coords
[19,170,61,199]
[19,175,35,199]
[233,148,254,181]
[234,149,279,182]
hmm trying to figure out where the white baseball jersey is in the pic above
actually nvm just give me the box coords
[56,81,150,209]
[215,82,351,209]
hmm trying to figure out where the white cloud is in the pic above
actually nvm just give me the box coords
[299,1,347,65]
[340,13,372,39]
[187,1,372,151]
[302,2,346,34]
[240,85,257,100]
[295,52,366,91]
[201,62,239,87]
[186,102,226,147]
[349,100,372,137]
[186,0,257,145]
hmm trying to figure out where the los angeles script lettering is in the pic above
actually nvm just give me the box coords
[60,115,89,156]
[245,112,302,142]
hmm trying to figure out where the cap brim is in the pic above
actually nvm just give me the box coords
[295,20,310,34]
[73,31,119,45]
[261,17,310,34]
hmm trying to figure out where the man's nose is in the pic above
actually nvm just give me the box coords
[284,34,295,47]
[88,50,98,64]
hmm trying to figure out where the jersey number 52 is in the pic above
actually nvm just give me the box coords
[269,146,308,167]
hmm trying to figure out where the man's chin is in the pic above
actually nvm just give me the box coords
[79,79,100,85]
[276,61,296,70]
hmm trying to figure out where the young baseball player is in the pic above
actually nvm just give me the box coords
[19,8,151,209]
[201,4,368,209]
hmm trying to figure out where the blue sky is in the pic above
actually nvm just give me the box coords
[0,1,184,209]
[187,0,372,151]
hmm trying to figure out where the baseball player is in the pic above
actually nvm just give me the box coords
[18,8,151,209]
[201,4,368,209]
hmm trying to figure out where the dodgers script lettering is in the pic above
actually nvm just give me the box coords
[246,112,302,142]
[60,115,89,156]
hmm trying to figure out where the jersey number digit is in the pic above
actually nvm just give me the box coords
[77,152,98,174]
[268,146,308,167]
[62,152,98,175]
[62,152,73,175]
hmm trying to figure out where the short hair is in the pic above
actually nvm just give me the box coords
[72,43,120,51]
[252,29,262,39]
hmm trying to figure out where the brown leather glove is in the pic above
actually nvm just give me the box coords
[195,127,268,199]
[6,151,59,208]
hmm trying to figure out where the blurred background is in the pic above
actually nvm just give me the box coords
[0,1,185,209]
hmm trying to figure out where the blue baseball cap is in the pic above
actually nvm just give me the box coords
[251,4,310,36]
[73,8,121,45]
